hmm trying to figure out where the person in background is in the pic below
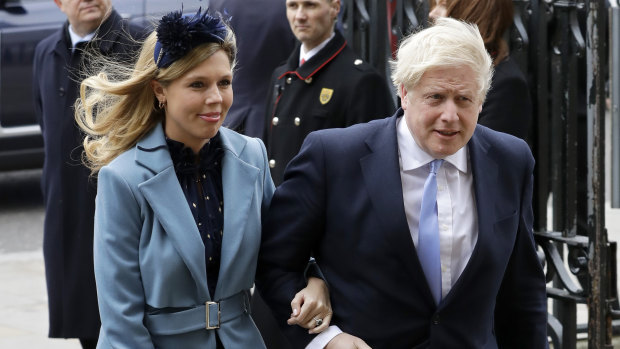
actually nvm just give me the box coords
[209,0,296,138]
[430,0,533,140]
[257,17,547,348]
[32,0,145,347]
[264,0,395,185]
[75,8,331,349]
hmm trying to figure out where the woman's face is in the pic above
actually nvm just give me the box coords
[153,50,233,153]
[429,0,448,21]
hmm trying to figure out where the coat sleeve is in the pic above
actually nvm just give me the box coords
[256,132,328,348]
[494,145,548,348]
[345,70,395,125]
[94,166,155,349]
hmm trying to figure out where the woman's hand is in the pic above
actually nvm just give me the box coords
[287,276,332,334]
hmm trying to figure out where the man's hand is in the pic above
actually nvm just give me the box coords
[325,333,372,349]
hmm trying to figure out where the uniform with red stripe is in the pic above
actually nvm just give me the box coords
[264,30,395,185]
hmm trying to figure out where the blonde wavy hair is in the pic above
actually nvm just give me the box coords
[75,25,236,174]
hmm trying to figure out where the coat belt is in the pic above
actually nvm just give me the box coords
[145,290,251,335]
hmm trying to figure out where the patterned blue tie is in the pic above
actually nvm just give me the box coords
[418,159,444,305]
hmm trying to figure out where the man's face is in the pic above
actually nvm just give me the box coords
[285,0,340,50]
[401,65,482,158]
[54,0,111,35]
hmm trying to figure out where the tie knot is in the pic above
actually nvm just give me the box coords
[429,159,444,174]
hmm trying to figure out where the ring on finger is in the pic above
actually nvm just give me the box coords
[314,317,323,328]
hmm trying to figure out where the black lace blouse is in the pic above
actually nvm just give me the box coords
[166,134,224,298]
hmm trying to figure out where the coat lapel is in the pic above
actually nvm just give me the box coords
[136,125,210,301]
[214,128,259,300]
[359,113,432,300]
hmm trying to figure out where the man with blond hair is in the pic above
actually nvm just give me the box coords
[258,17,547,348]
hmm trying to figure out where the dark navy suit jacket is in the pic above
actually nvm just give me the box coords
[257,109,548,348]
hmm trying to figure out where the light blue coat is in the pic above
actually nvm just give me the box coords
[94,123,275,349]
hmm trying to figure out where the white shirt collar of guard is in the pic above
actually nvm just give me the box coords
[299,32,335,66]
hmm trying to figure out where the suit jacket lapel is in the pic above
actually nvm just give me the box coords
[360,112,433,301]
[136,124,210,301]
[214,128,259,300]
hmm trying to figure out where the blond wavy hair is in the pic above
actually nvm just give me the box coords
[75,26,236,174]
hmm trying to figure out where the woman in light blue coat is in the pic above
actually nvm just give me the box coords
[75,8,331,349]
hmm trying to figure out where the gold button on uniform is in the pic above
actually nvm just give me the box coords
[304,77,313,84]
[294,117,301,126]
[286,77,292,84]
[269,159,276,168]
[272,117,279,126]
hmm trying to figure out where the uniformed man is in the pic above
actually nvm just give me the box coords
[265,0,395,185]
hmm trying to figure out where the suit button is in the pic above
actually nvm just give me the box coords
[432,313,440,325]
[294,117,301,126]
[59,87,65,96]
[286,77,293,84]
[272,117,279,126]
[269,159,276,168]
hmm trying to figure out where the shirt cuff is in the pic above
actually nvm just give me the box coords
[305,325,342,349]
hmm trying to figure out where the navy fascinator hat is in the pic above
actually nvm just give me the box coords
[154,8,229,68]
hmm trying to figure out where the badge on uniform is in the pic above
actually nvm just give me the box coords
[319,88,333,105]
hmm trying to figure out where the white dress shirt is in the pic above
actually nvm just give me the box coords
[299,32,335,66]
[397,116,478,298]
[67,25,95,52]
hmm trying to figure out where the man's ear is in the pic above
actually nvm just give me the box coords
[400,84,409,110]
[331,0,341,20]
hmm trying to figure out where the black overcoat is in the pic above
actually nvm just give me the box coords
[32,10,144,339]
[264,30,395,185]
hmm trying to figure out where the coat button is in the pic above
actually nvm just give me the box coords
[272,117,279,126]
[269,159,276,168]
[59,87,65,96]
[294,117,301,126]
[432,313,440,325]
[286,77,293,84]
[354,59,363,65]
[304,77,313,84]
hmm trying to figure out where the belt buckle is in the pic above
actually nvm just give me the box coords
[206,301,220,330]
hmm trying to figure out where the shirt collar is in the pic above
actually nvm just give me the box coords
[396,116,469,173]
[68,25,96,50]
[299,32,335,65]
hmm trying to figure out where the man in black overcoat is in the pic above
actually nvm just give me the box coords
[32,1,144,347]
[264,0,395,185]
[210,0,296,138]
